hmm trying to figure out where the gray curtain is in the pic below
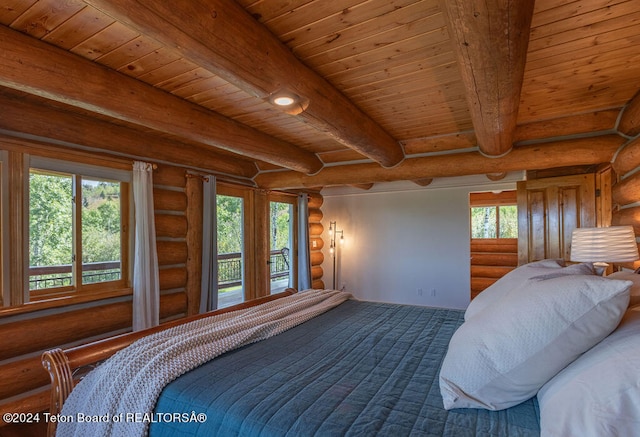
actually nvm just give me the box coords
[200,175,218,313]
[297,194,312,290]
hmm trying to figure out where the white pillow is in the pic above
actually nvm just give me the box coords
[440,274,631,410]
[608,270,640,307]
[538,304,640,437]
[465,259,594,320]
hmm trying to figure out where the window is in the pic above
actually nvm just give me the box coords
[470,191,518,239]
[471,205,518,238]
[28,165,129,300]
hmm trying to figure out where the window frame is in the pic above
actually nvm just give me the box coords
[215,183,252,306]
[267,192,298,295]
[0,152,5,307]
[26,157,132,303]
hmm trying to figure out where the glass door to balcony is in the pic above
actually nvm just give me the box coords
[269,198,295,294]
[216,193,245,308]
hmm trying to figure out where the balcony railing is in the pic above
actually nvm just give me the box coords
[29,249,290,291]
[29,261,121,290]
[218,249,290,289]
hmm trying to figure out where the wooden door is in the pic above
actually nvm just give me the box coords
[517,174,596,265]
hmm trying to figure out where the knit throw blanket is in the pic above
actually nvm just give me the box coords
[57,289,351,437]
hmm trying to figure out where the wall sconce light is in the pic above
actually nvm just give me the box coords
[328,221,344,254]
[329,221,345,289]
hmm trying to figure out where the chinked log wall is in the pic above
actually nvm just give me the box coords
[470,239,518,299]
[611,129,640,269]
[308,194,325,289]
[0,152,192,419]
[611,117,640,266]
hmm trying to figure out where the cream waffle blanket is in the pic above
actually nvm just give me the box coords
[57,289,351,437]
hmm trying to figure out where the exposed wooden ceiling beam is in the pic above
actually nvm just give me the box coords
[255,136,624,189]
[0,91,258,178]
[441,0,534,157]
[0,25,322,175]
[82,0,405,168]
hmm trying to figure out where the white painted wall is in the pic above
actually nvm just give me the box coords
[320,176,520,310]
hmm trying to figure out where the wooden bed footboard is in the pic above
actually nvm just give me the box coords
[41,290,296,437]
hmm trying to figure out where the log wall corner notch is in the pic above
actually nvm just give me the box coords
[618,90,640,137]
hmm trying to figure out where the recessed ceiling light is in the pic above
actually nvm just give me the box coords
[273,95,296,106]
[268,90,309,115]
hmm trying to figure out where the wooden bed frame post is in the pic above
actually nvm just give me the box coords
[42,348,74,437]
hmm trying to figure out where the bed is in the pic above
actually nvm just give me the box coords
[43,261,640,437]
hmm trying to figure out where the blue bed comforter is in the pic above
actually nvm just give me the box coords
[150,299,539,436]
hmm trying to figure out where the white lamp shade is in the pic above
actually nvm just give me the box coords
[570,226,639,263]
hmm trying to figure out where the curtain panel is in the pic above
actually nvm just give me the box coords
[132,161,159,331]
[200,175,218,312]
[297,194,312,290]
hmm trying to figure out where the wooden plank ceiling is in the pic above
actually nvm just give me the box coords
[0,0,638,188]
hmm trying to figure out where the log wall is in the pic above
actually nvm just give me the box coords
[153,165,193,321]
[470,239,518,299]
[309,194,325,289]
[611,136,640,269]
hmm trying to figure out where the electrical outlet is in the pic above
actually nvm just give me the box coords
[417,288,423,297]
[312,240,317,248]
[431,288,436,297]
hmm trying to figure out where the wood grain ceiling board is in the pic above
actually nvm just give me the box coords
[8,0,84,38]
[0,1,37,25]
[519,0,640,123]
[69,21,138,60]
[40,6,114,49]
[97,35,164,70]
[286,1,438,60]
